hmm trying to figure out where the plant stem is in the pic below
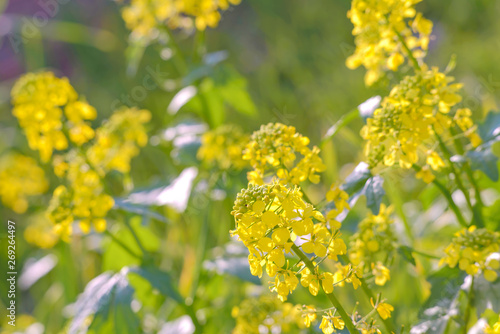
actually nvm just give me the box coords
[412,164,468,227]
[448,128,485,227]
[291,245,359,333]
[462,276,474,334]
[393,27,421,71]
[434,131,475,215]
[338,255,396,333]
[124,219,147,256]
[104,230,140,259]
[320,108,360,149]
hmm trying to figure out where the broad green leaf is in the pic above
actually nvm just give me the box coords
[466,145,499,182]
[397,246,416,267]
[128,266,184,304]
[69,269,140,334]
[473,273,500,317]
[410,267,466,334]
[477,111,500,143]
[340,162,385,214]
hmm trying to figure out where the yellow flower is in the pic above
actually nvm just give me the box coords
[371,298,394,320]
[347,0,433,85]
[485,314,500,334]
[361,67,478,170]
[121,0,242,40]
[197,124,249,170]
[0,153,48,213]
[243,123,326,185]
[231,295,305,333]
[11,72,96,161]
[87,107,151,174]
[349,204,396,281]
[415,165,435,183]
[24,215,59,249]
[371,261,391,286]
[440,226,500,281]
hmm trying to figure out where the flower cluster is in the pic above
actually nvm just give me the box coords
[319,310,345,334]
[122,0,242,40]
[87,107,151,174]
[347,0,433,85]
[11,72,96,162]
[349,204,396,286]
[243,123,326,185]
[24,215,59,249]
[231,295,306,334]
[361,67,481,178]
[0,153,48,213]
[48,153,115,240]
[440,226,500,282]
[230,182,356,303]
[486,314,500,334]
[197,124,249,170]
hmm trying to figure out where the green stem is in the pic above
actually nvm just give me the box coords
[159,26,188,74]
[124,219,147,256]
[412,164,468,227]
[393,27,421,71]
[448,128,485,227]
[410,248,441,260]
[320,108,360,149]
[104,230,140,259]
[339,255,396,333]
[434,131,475,215]
[292,245,359,333]
[462,276,474,334]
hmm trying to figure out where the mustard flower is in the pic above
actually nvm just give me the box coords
[197,124,249,170]
[11,72,96,162]
[121,0,242,40]
[347,0,433,85]
[231,295,305,334]
[361,67,481,173]
[243,123,326,185]
[0,153,48,213]
[440,226,500,281]
[87,107,150,174]
[485,314,500,334]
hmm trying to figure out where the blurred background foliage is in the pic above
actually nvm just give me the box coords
[0,0,500,333]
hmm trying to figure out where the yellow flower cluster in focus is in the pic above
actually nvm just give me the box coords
[122,0,242,40]
[349,204,396,286]
[243,123,326,185]
[440,226,500,282]
[0,153,48,213]
[230,182,357,302]
[231,295,307,334]
[361,67,481,176]
[197,124,249,170]
[347,0,433,85]
[11,72,96,162]
[486,314,500,334]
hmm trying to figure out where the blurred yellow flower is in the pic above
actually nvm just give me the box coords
[122,0,242,40]
[0,153,48,213]
[197,124,249,170]
[11,72,95,162]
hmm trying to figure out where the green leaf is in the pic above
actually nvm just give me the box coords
[340,162,385,214]
[473,273,500,317]
[128,266,184,304]
[204,256,261,285]
[69,269,140,334]
[477,111,500,143]
[397,246,416,266]
[411,267,466,334]
[466,145,499,182]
